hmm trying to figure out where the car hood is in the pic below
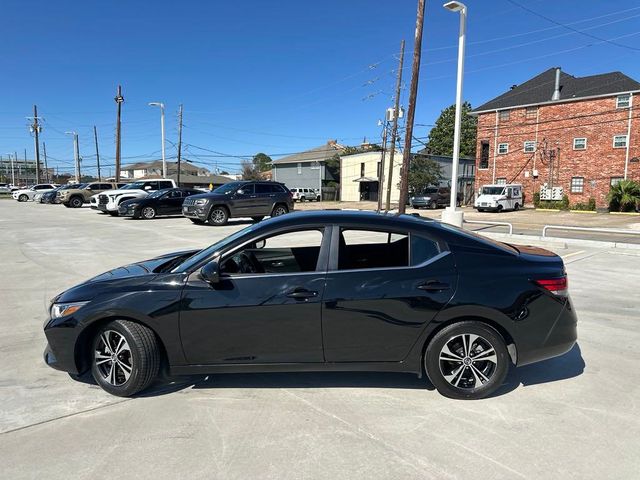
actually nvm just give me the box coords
[189,192,230,202]
[120,197,151,207]
[14,189,33,194]
[54,249,200,303]
[105,188,147,196]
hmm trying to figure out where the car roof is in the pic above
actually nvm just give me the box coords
[258,210,436,230]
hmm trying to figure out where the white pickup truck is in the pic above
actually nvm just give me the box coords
[96,179,176,216]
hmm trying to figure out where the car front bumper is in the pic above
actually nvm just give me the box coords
[119,205,138,217]
[183,205,208,220]
[43,316,83,375]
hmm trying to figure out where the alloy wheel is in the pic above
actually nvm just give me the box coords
[272,206,287,216]
[142,206,156,219]
[210,208,227,224]
[94,330,133,387]
[438,333,498,389]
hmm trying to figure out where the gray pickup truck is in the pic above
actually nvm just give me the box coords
[59,182,125,208]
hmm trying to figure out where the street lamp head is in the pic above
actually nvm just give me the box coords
[148,102,163,107]
[64,131,76,135]
[443,1,466,12]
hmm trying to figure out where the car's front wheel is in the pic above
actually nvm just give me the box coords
[70,196,84,208]
[18,194,28,202]
[91,320,160,397]
[141,206,156,219]
[208,206,229,225]
[424,321,509,400]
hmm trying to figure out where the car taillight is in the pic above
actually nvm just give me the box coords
[534,277,568,296]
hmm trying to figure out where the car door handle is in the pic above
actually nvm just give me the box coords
[417,281,450,292]
[286,289,318,300]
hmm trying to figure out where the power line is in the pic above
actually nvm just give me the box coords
[505,0,640,52]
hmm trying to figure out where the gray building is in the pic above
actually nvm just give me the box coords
[272,140,343,190]
[0,158,54,185]
[414,151,476,204]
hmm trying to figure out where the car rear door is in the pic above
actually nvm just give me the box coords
[254,183,274,214]
[321,225,457,362]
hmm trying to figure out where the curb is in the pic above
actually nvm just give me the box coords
[478,231,640,251]
[569,210,597,214]
[534,208,561,212]
[609,211,640,216]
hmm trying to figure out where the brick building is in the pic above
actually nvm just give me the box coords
[471,67,640,208]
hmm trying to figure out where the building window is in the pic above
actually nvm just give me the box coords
[616,94,631,108]
[297,162,302,174]
[613,135,628,148]
[573,138,587,150]
[377,161,381,178]
[499,110,510,121]
[498,143,509,154]
[525,106,538,119]
[523,141,536,153]
[360,162,365,178]
[571,177,584,193]
[479,141,489,169]
[610,177,623,187]
[496,178,507,185]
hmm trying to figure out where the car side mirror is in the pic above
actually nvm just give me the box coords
[236,189,244,195]
[255,239,266,249]
[144,186,152,190]
[200,260,220,284]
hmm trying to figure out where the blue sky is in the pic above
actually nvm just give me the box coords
[1,0,639,177]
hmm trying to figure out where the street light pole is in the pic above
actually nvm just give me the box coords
[66,131,80,183]
[441,1,467,228]
[149,102,166,177]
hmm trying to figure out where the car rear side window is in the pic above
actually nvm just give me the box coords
[271,184,286,193]
[339,229,409,270]
[159,181,173,189]
[411,235,441,265]
[255,184,271,194]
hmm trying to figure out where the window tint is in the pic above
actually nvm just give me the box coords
[239,184,254,194]
[144,181,159,190]
[168,190,183,198]
[159,181,174,189]
[339,229,408,270]
[411,235,441,265]
[271,184,286,193]
[221,229,324,275]
[255,184,271,194]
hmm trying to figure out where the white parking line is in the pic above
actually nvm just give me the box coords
[561,250,585,259]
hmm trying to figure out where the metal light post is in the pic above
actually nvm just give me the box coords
[441,1,467,228]
[6,153,15,186]
[148,102,166,178]
[65,131,80,183]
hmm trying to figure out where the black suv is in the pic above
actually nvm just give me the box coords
[182,181,293,225]
[410,186,463,209]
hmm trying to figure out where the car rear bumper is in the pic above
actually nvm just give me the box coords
[516,298,578,366]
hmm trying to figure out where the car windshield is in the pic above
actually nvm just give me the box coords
[481,186,505,195]
[148,189,170,198]
[172,223,259,273]
[420,188,438,195]
[212,182,243,195]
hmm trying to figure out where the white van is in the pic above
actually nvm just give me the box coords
[474,184,523,212]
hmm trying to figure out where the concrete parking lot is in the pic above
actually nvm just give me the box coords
[1,200,639,479]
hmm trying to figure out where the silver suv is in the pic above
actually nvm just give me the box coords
[290,187,320,202]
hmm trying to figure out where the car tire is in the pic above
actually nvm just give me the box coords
[18,194,28,202]
[189,219,204,224]
[429,201,437,210]
[497,205,503,213]
[70,196,84,208]
[251,216,264,223]
[90,319,160,397]
[424,321,510,400]
[300,196,306,202]
[514,203,520,211]
[141,206,156,219]
[108,211,119,217]
[208,206,229,225]
[271,204,288,217]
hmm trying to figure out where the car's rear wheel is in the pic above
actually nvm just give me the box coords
[70,196,84,208]
[18,194,28,202]
[497,205,503,213]
[251,216,264,223]
[208,206,229,225]
[514,203,520,211]
[424,321,509,400]
[90,320,160,397]
[429,201,437,209]
[271,204,288,217]
[141,206,156,219]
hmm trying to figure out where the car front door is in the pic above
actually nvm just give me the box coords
[162,189,185,214]
[321,225,457,362]
[229,183,256,216]
[179,227,329,364]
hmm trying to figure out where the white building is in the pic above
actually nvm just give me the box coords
[340,150,401,203]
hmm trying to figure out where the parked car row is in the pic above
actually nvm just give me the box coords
[17,179,295,226]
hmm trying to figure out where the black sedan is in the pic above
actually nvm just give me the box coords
[40,184,82,204]
[119,187,203,219]
[43,210,577,399]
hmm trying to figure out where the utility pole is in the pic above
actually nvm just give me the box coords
[66,131,80,182]
[114,85,124,182]
[148,102,166,177]
[176,104,183,187]
[28,105,42,183]
[376,120,389,212]
[398,0,426,215]
[42,142,49,182]
[10,153,15,186]
[15,151,19,185]
[385,39,405,211]
[94,125,102,181]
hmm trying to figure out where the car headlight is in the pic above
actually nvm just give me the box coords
[50,301,89,319]
[127,203,139,208]
[194,199,209,206]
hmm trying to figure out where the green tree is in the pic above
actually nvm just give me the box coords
[608,179,640,212]
[252,152,273,172]
[240,160,263,180]
[424,102,477,157]
[406,155,443,194]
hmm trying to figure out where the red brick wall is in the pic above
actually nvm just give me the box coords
[475,95,640,208]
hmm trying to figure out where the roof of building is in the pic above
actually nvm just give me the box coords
[473,67,640,113]
[137,173,233,185]
[121,160,204,172]
[272,141,344,165]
